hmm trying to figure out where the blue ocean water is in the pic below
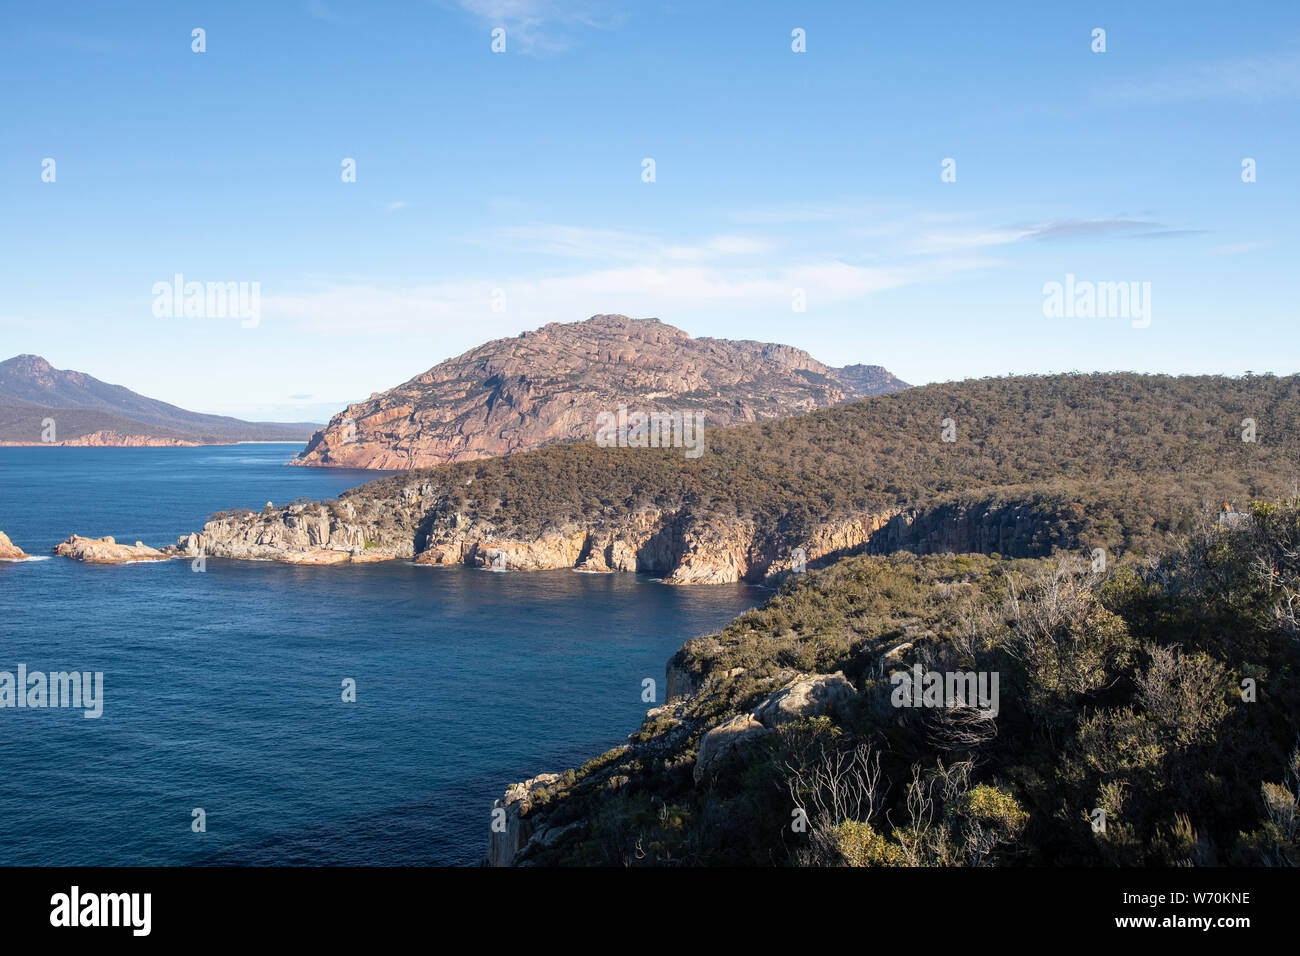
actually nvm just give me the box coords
[0,445,761,865]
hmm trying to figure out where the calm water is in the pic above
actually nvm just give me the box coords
[0,445,761,865]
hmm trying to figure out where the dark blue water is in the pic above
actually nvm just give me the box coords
[0,446,761,865]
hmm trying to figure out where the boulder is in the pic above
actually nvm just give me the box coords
[0,531,28,560]
[693,714,771,783]
[692,672,859,785]
[751,671,857,729]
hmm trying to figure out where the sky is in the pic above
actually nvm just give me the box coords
[1,0,1298,422]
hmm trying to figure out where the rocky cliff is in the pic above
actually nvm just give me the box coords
[186,487,901,585]
[295,314,908,470]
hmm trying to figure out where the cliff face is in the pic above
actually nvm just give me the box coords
[189,489,902,584]
[185,481,1084,586]
[295,315,908,470]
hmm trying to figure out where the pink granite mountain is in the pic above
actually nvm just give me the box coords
[295,314,908,470]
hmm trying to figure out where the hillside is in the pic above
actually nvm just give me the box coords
[0,355,319,444]
[294,314,909,469]
[189,373,1300,583]
[487,502,1300,866]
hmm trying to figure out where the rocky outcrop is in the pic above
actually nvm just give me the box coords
[750,672,857,729]
[488,773,562,867]
[693,672,858,782]
[693,714,770,783]
[53,534,171,563]
[182,500,410,564]
[0,531,28,559]
[296,315,907,470]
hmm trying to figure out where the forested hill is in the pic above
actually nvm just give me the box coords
[199,372,1300,583]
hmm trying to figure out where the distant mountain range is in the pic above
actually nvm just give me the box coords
[297,314,910,469]
[0,355,319,445]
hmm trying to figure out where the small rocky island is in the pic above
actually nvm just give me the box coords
[53,534,170,563]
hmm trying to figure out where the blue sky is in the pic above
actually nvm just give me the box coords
[2,0,1297,421]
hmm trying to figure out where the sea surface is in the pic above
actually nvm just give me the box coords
[0,445,762,865]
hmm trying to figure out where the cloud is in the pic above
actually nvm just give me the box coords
[452,0,626,54]
[385,200,409,212]
[1208,240,1271,256]
[1021,219,1162,241]
[1098,53,1300,105]
[259,256,973,337]
[307,0,345,23]
[906,218,1199,254]
[257,206,1185,341]
[481,223,771,263]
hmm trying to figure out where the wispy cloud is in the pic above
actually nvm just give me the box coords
[385,200,409,212]
[307,0,346,23]
[480,223,771,263]
[906,217,1199,254]
[1208,240,1272,256]
[1098,52,1300,105]
[261,207,1191,339]
[452,0,626,54]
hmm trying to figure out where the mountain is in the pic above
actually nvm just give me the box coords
[0,355,320,444]
[294,314,909,469]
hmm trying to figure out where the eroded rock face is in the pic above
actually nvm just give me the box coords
[0,531,28,559]
[296,315,908,470]
[53,534,170,564]
[190,485,903,585]
[186,502,411,564]
[488,773,561,867]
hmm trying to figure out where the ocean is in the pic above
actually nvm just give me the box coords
[0,445,761,865]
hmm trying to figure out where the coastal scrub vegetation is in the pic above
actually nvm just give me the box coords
[508,498,1300,866]
[334,372,1300,562]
